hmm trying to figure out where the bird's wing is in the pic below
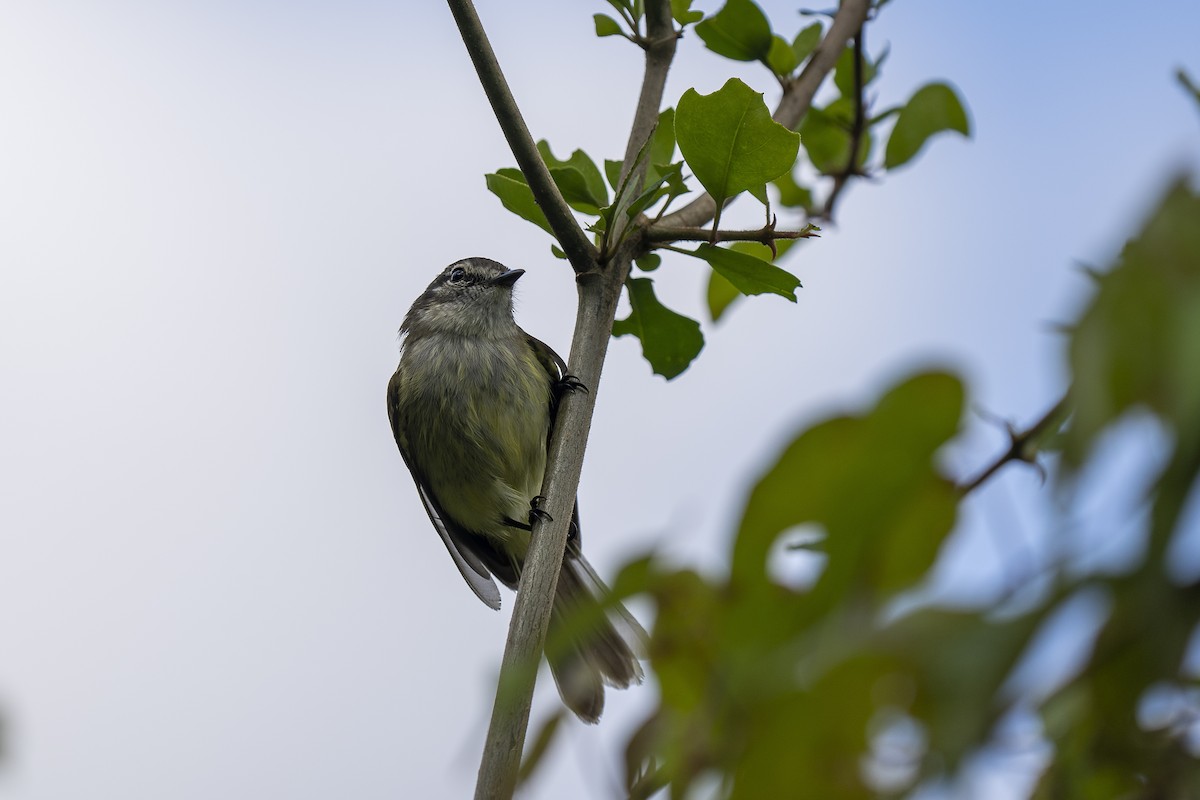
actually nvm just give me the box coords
[387,371,503,610]
[524,333,584,551]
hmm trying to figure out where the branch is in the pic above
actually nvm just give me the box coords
[446,0,598,273]
[647,223,819,245]
[820,26,867,221]
[607,0,679,257]
[956,395,1071,496]
[469,3,677,799]
[657,0,872,230]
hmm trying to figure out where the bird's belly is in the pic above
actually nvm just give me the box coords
[399,337,551,541]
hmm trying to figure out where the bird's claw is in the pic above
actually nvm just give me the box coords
[529,495,554,524]
[556,374,589,395]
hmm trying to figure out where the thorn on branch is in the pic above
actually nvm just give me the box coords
[956,395,1071,496]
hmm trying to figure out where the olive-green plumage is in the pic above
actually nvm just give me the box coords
[387,257,643,723]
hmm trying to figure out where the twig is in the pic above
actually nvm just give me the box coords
[446,0,598,273]
[646,224,819,244]
[465,3,678,799]
[657,0,872,230]
[820,26,866,220]
[956,395,1071,496]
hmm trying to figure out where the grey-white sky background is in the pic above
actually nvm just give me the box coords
[2,1,1198,798]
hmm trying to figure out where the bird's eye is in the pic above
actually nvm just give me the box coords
[449,267,467,283]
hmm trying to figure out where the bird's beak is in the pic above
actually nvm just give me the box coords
[492,268,525,287]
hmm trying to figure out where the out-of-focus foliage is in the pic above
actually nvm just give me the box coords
[612,179,1200,799]
[521,179,1200,798]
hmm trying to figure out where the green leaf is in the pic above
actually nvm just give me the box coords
[884,82,971,170]
[670,0,704,25]
[689,243,801,301]
[705,240,799,322]
[550,244,567,259]
[625,184,670,221]
[649,108,676,172]
[635,253,661,272]
[832,43,880,98]
[604,159,623,191]
[773,171,813,209]
[612,278,704,379]
[798,98,870,174]
[593,13,624,38]
[675,78,801,224]
[707,269,741,322]
[694,0,772,62]
[537,141,609,213]
[485,170,553,234]
[766,35,797,76]
[790,22,821,65]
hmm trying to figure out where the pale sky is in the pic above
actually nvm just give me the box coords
[1,1,1198,798]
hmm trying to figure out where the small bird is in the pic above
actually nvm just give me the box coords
[386,257,643,723]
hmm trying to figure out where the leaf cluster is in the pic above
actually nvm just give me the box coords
[486,0,968,380]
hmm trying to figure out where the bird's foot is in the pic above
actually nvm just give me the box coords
[556,374,589,395]
[529,495,554,524]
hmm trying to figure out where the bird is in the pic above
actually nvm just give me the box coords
[386,256,644,723]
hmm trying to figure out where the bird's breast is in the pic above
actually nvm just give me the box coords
[395,334,552,537]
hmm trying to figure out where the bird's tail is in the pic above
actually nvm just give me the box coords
[546,555,646,724]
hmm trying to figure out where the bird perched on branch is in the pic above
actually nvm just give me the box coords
[386,257,644,723]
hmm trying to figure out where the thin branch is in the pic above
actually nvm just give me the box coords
[446,0,598,273]
[647,224,819,245]
[956,395,1071,496]
[658,0,872,230]
[820,26,867,220]
[469,3,677,799]
[608,2,679,260]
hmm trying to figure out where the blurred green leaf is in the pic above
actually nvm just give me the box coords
[613,277,705,379]
[773,171,813,209]
[791,22,822,65]
[694,0,772,62]
[517,710,566,787]
[799,98,871,174]
[1066,178,1200,467]
[1065,178,1200,551]
[593,13,624,37]
[485,169,553,234]
[832,43,880,98]
[732,371,964,599]
[676,79,801,224]
[707,269,741,322]
[689,243,801,301]
[881,608,1043,767]
[884,82,971,169]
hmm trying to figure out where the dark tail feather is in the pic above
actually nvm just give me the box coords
[546,556,645,724]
